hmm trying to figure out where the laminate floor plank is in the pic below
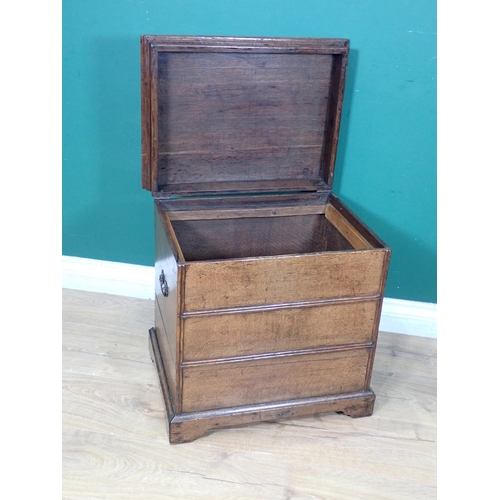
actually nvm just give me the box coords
[63,424,434,500]
[62,288,154,335]
[62,289,436,499]
[63,322,153,364]
[373,348,436,379]
[194,424,436,484]
[63,426,287,500]
[62,348,157,385]
[63,373,167,441]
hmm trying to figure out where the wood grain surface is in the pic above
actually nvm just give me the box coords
[181,348,370,412]
[182,299,379,360]
[156,52,332,187]
[63,289,436,500]
[183,249,387,311]
[154,207,179,409]
[157,191,329,214]
[172,213,353,261]
[141,36,349,195]
[140,36,152,190]
[325,203,372,250]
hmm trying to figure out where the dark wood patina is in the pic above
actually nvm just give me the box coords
[141,35,391,443]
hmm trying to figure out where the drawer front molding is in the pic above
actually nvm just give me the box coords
[183,250,388,311]
[183,299,380,361]
[181,348,371,412]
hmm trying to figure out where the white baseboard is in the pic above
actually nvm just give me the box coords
[62,256,437,339]
[379,297,436,339]
[62,256,155,301]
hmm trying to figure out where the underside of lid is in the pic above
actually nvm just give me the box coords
[141,36,349,196]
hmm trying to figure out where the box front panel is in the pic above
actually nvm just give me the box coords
[183,250,387,311]
[183,299,378,361]
[181,348,370,412]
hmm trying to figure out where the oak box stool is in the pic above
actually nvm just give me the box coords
[141,35,391,444]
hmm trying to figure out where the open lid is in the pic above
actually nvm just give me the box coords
[141,36,349,196]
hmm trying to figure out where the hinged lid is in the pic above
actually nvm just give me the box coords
[141,35,349,197]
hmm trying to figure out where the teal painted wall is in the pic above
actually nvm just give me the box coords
[63,0,436,303]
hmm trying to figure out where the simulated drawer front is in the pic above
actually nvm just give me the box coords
[182,299,379,361]
[183,250,387,312]
[181,348,371,412]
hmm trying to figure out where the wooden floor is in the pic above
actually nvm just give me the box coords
[62,289,436,500]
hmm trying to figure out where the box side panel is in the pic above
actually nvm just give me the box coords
[364,247,391,390]
[153,301,176,409]
[154,207,179,410]
[327,194,388,249]
[141,36,152,190]
[183,299,378,361]
[183,250,386,311]
[181,348,370,412]
[321,51,348,187]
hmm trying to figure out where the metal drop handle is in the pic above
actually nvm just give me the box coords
[159,269,169,297]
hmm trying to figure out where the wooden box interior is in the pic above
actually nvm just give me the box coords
[160,196,384,263]
[171,214,352,261]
